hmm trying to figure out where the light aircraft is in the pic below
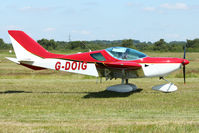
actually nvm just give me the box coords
[6,30,189,93]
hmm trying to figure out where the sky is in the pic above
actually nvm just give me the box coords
[0,0,199,43]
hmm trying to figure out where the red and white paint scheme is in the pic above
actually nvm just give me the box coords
[6,30,189,93]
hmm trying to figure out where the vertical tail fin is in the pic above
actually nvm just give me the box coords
[8,30,54,60]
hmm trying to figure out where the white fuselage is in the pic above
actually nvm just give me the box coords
[141,63,181,77]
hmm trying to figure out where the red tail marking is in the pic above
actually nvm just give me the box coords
[8,30,63,58]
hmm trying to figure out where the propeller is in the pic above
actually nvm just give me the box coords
[182,45,186,84]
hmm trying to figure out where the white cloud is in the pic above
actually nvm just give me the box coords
[82,2,99,7]
[160,3,188,10]
[19,6,55,12]
[111,34,116,38]
[143,7,155,11]
[72,30,91,35]
[142,3,189,13]
[44,28,56,32]
[126,2,133,7]
[80,30,90,35]
[7,25,21,30]
[165,33,180,40]
[20,6,32,11]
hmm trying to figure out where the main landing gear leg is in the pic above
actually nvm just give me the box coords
[121,78,128,84]
[121,78,125,84]
[126,79,128,84]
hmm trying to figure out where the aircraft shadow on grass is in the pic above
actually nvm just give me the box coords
[0,90,32,94]
[0,89,143,98]
[83,88,143,98]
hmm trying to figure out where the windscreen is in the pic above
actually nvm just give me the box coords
[106,47,147,60]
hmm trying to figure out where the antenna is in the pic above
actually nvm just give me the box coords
[81,41,92,52]
[68,32,96,51]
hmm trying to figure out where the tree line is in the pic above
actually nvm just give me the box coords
[0,37,199,52]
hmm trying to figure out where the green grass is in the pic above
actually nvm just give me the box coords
[0,50,199,132]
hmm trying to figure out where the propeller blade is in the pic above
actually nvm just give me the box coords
[183,45,186,59]
[183,65,186,84]
[183,45,186,84]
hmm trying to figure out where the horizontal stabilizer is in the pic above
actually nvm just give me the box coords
[6,57,45,70]
[5,57,20,64]
[6,57,34,64]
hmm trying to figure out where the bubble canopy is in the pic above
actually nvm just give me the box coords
[105,47,147,60]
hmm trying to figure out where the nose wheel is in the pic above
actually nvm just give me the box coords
[152,77,178,92]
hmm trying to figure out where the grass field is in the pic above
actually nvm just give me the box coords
[0,50,199,132]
